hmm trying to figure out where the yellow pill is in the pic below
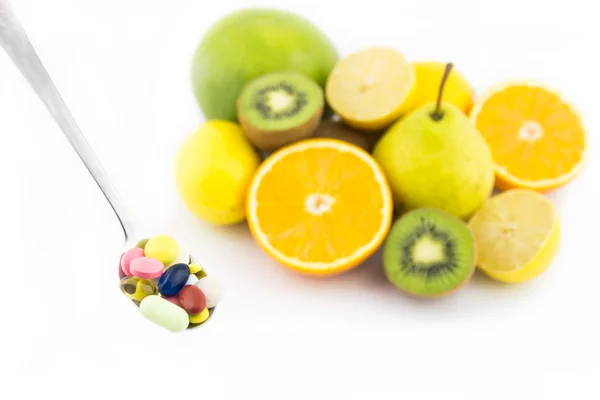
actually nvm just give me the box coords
[189,308,210,325]
[144,235,179,265]
[189,263,203,274]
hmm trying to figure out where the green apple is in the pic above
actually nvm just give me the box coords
[373,64,495,219]
[191,8,339,121]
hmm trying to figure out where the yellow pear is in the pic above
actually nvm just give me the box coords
[373,64,494,219]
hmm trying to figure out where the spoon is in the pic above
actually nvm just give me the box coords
[0,0,217,331]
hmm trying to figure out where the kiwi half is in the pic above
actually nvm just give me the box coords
[237,71,324,151]
[383,208,476,297]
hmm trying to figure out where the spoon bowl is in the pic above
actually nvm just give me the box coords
[118,233,219,331]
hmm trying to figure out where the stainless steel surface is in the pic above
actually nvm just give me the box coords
[0,0,134,241]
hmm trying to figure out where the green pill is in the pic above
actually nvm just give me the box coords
[139,295,189,333]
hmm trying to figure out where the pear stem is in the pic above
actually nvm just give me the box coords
[431,63,453,121]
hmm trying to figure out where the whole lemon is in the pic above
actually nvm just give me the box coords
[412,61,474,114]
[175,121,261,225]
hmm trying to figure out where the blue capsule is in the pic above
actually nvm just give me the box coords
[158,263,190,297]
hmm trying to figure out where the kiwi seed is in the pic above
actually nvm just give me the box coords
[382,208,476,297]
[237,71,324,151]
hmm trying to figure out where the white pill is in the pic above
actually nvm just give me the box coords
[194,276,222,308]
[185,274,198,286]
[165,246,190,268]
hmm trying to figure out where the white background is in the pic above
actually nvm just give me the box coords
[1,0,599,398]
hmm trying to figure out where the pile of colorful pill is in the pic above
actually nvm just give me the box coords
[118,235,221,332]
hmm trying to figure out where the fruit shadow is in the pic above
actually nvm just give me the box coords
[469,269,514,292]
[189,217,534,315]
[275,246,455,307]
[284,247,536,313]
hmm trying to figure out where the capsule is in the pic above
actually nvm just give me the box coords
[139,295,189,332]
[119,277,157,302]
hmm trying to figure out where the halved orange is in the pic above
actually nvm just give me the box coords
[470,82,588,191]
[246,138,393,276]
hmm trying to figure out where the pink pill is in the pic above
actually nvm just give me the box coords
[130,257,164,279]
[118,253,127,279]
[121,248,145,276]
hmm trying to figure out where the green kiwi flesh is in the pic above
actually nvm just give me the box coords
[383,208,476,297]
[313,120,371,152]
[237,71,324,151]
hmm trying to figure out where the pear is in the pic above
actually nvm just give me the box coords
[373,63,495,220]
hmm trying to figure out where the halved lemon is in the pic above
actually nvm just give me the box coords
[246,138,393,276]
[325,47,416,132]
[470,82,588,191]
[468,189,560,284]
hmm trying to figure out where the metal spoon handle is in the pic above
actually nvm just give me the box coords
[0,0,133,240]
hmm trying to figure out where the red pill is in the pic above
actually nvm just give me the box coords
[164,296,181,307]
[177,285,206,315]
